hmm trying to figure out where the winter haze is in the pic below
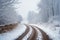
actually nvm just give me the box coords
[16,0,40,23]
[0,0,60,40]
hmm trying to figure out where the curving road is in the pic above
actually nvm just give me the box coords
[16,24,51,40]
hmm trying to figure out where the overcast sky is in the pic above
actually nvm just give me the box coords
[15,0,40,21]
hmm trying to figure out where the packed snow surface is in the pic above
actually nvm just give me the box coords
[22,26,33,40]
[33,27,42,40]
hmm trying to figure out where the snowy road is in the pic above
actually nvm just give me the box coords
[16,24,51,40]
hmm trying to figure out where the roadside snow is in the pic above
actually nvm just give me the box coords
[0,24,26,40]
[29,24,60,40]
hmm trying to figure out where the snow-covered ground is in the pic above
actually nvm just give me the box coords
[0,24,26,40]
[29,23,60,40]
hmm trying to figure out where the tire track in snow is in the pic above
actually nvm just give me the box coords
[30,25,50,40]
[31,25,42,40]
[36,27,50,40]
[16,25,30,40]
[29,27,37,40]
[22,25,33,40]
[16,24,50,40]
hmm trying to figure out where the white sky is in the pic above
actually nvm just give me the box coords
[16,0,40,21]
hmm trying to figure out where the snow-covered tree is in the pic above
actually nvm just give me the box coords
[37,0,52,23]
[0,0,21,26]
[37,0,60,23]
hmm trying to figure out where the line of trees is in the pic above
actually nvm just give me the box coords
[28,0,60,24]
